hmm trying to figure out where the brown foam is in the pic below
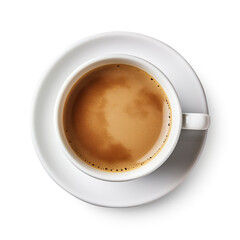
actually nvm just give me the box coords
[63,64,170,171]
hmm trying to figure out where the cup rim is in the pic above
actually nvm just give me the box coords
[54,54,182,182]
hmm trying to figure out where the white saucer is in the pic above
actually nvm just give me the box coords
[31,32,209,207]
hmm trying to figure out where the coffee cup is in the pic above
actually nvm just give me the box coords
[54,54,210,181]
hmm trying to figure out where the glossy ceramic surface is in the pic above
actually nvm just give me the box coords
[31,32,209,207]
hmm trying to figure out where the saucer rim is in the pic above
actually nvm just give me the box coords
[31,31,209,207]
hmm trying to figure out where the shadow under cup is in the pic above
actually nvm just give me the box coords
[55,55,182,182]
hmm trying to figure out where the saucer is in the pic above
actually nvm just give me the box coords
[31,32,209,207]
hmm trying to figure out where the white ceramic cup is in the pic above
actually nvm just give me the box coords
[55,54,210,182]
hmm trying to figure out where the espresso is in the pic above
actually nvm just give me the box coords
[63,64,171,172]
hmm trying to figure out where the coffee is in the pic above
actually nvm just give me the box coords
[63,64,172,172]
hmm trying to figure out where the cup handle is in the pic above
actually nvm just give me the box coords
[182,113,210,130]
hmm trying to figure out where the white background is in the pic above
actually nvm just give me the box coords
[0,0,239,239]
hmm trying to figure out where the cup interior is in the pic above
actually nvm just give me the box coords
[55,54,182,181]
